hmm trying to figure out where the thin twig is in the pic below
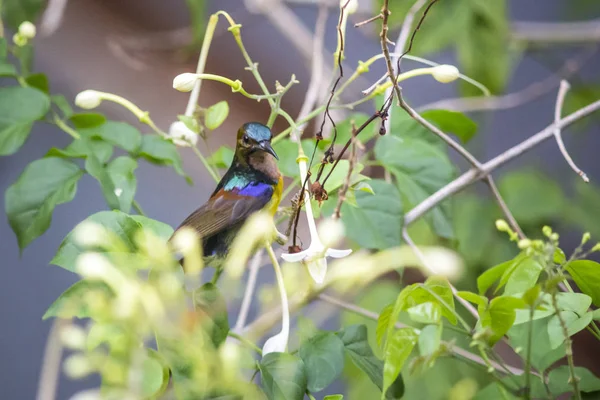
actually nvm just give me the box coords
[379,0,403,107]
[36,319,67,400]
[512,19,600,43]
[485,176,526,239]
[551,292,582,399]
[234,250,264,332]
[553,80,589,182]
[333,124,358,218]
[354,14,382,28]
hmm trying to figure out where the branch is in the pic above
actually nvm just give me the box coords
[485,176,525,240]
[405,99,600,226]
[36,319,67,400]
[234,250,264,332]
[553,80,589,182]
[513,19,600,43]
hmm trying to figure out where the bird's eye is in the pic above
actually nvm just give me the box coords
[242,135,250,144]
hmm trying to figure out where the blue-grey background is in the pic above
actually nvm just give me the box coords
[1,0,599,398]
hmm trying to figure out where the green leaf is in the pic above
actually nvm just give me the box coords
[0,62,17,77]
[298,332,345,392]
[376,135,455,238]
[376,304,394,348]
[205,101,229,130]
[142,349,170,398]
[184,0,206,46]
[0,86,50,155]
[259,353,307,400]
[177,115,200,134]
[323,395,344,400]
[193,283,229,347]
[207,146,234,169]
[69,113,106,129]
[5,157,83,250]
[42,279,112,320]
[25,73,49,94]
[456,291,488,313]
[275,139,322,178]
[383,328,418,397]
[51,95,74,118]
[407,302,442,324]
[311,160,367,194]
[514,292,592,325]
[547,311,592,349]
[80,120,142,153]
[498,169,564,225]
[509,317,565,372]
[318,113,378,149]
[566,260,600,307]
[420,110,478,143]
[328,179,403,250]
[137,135,191,183]
[51,211,173,272]
[337,325,404,399]
[454,194,495,266]
[477,254,525,295]
[3,0,45,29]
[418,325,442,357]
[504,257,543,296]
[106,156,138,213]
[485,296,527,345]
[547,366,600,395]
[85,151,122,211]
[47,137,113,164]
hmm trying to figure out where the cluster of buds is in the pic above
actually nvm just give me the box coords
[13,21,36,47]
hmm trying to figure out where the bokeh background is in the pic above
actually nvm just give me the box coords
[1,0,599,398]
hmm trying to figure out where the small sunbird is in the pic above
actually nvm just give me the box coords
[171,122,284,265]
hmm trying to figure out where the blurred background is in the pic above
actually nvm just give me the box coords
[1,0,599,398]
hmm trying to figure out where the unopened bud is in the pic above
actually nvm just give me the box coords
[550,233,559,241]
[63,354,93,379]
[591,242,600,252]
[542,226,552,237]
[495,219,510,232]
[341,0,359,14]
[518,239,532,249]
[60,325,87,349]
[76,253,112,279]
[582,232,591,245]
[12,33,27,47]
[431,65,459,83]
[74,221,110,248]
[18,21,36,39]
[75,90,102,109]
[168,121,198,147]
[173,73,199,92]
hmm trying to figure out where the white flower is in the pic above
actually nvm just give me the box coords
[173,73,199,92]
[76,252,112,279]
[281,158,352,284]
[75,90,102,109]
[263,330,289,355]
[114,188,123,197]
[63,354,93,379]
[418,247,464,281]
[18,21,36,39]
[340,0,359,14]
[74,221,109,248]
[431,64,459,83]
[168,121,198,147]
[60,325,87,350]
[170,226,199,255]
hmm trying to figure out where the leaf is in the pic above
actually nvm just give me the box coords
[566,260,600,307]
[418,325,442,357]
[5,157,83,250]
[337,325,404,399]
[298,332,345,392]
[194,283,229,348]
[406,302,442,324]
[323,396,344,400]
[69,113,106,129]
[80,120,142,153]
[106,156,138,213]
[207,146,234,169]
[477,254,525,295]
[137,135,191,183]
[376,304,394,348]
[456,291,488,313]
[318,113,378,149]
[51,95,74,118]
[382,328,418,397]
[485,296,527,345]
[142,349,170,398]
[0,86,50,155]
[547,311,592,349]
[328,179,403,250]
[311,160,367,194]
[509,316,565,371]
[454,194,495,266]
[42,279,112,320]
[420,109,478,143]
[504,257,543,296]
[25,73,50,94]
[514,292,592,325]
[84,151,122,211]
[498,169,564,225]
[376,135,455,238]
[0,62,17,77]
[259,353,307,400]
[547,366,600,395]
[3,0,45,30]
[51,210,173,272]
[275,139,322,178]
[184,0,206,47]
[205,101,229,130]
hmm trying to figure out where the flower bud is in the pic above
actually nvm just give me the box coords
[431,64,459,83]
[60,325,87,349]
[168,121,198,147]
[517,239,532,249]
[591,243,600,252]
[12,33,27,47]
[18,21,36,39]
[75,90,102,109]
[341,0,359,14]
[74,221,110,248]
[76,253,112,279]
[495,219,510,232]
[173,73,199,92]
[171,227,199,255]
[63,354,93,379]
[542,226,552,237]
[582,232,591,245]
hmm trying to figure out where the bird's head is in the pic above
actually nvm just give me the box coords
[235,122,278,161]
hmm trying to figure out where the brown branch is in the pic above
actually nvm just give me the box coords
[333,124,358,219]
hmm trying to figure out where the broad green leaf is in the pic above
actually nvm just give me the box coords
[337,325,404,399]
[376,304,394,348]
[420,277,457,325]
[569,179,600,238]
[25,73,49,94]
[259,353,307,400]
[142,349,170,398]
[318,113,378,149]
[485,296,527,345]
[548,366,600,395]
[477,253,526,295]
[547,311,592,349]
[51,95,73,118]
[514,292,591,325]
[275,139,322,178]
[382,328,418,398]
[329,179,403,250]
[504,257,543,295]
[106,156,138,213]
[5,157,83,250]
[85,151,121,211]
[207,146,234,169]
[566,260,600,306]
[51,211,173,272]
[3,0,45,29]
[80,120,142,153]
[69,113,106,129]
[194,283,229,348]
[47,137,113,164]
[456,291,488,314]
[508,316,565,371]
[454,194,495,266]
[0,86,50,155]
[0,62,17,76]
[312,160,367,195]
[137,135,191,183]
[418,324,441,357]
[298,332,345,392]
[407,302,441,324]
[498,170,564,225]
[42,279,112,319]
[420,109,477,143]
[376,135,455,238]
[205,101,229,130]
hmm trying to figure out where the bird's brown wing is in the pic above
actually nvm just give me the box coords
[173,185,274,240]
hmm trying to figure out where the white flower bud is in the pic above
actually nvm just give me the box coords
[168,121,198,147]
[60,325,87,349]
[68,389,101,400]
[114,188,123,197]
[341,0,359,14]
[75,90,103,109]
[63,354,93,379]
[431,64,459,83]
[262,331,288,355]
[173,73,199,92]
[518,239,532,249]
[12,33,27,47]
[318,217,346,249]
[74,221,110,248]
[18,21,36,39]
[76,253,113,279]
[495,219,510,232]
[171,227,199,255]
[219,341,241,368]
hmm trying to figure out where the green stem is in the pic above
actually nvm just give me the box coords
[132,199,146,216]
[227,331,262,355]
[192,145,220,182]
[524,306,534,399]
[53,115,81,139]
[419,284,471,332]
[551,291,581,400]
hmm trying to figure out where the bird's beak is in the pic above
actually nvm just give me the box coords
[259,141,279,160]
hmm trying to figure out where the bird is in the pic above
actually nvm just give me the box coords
[170,122,285,269]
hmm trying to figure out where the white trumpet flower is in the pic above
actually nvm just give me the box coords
[281,155,352,284]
